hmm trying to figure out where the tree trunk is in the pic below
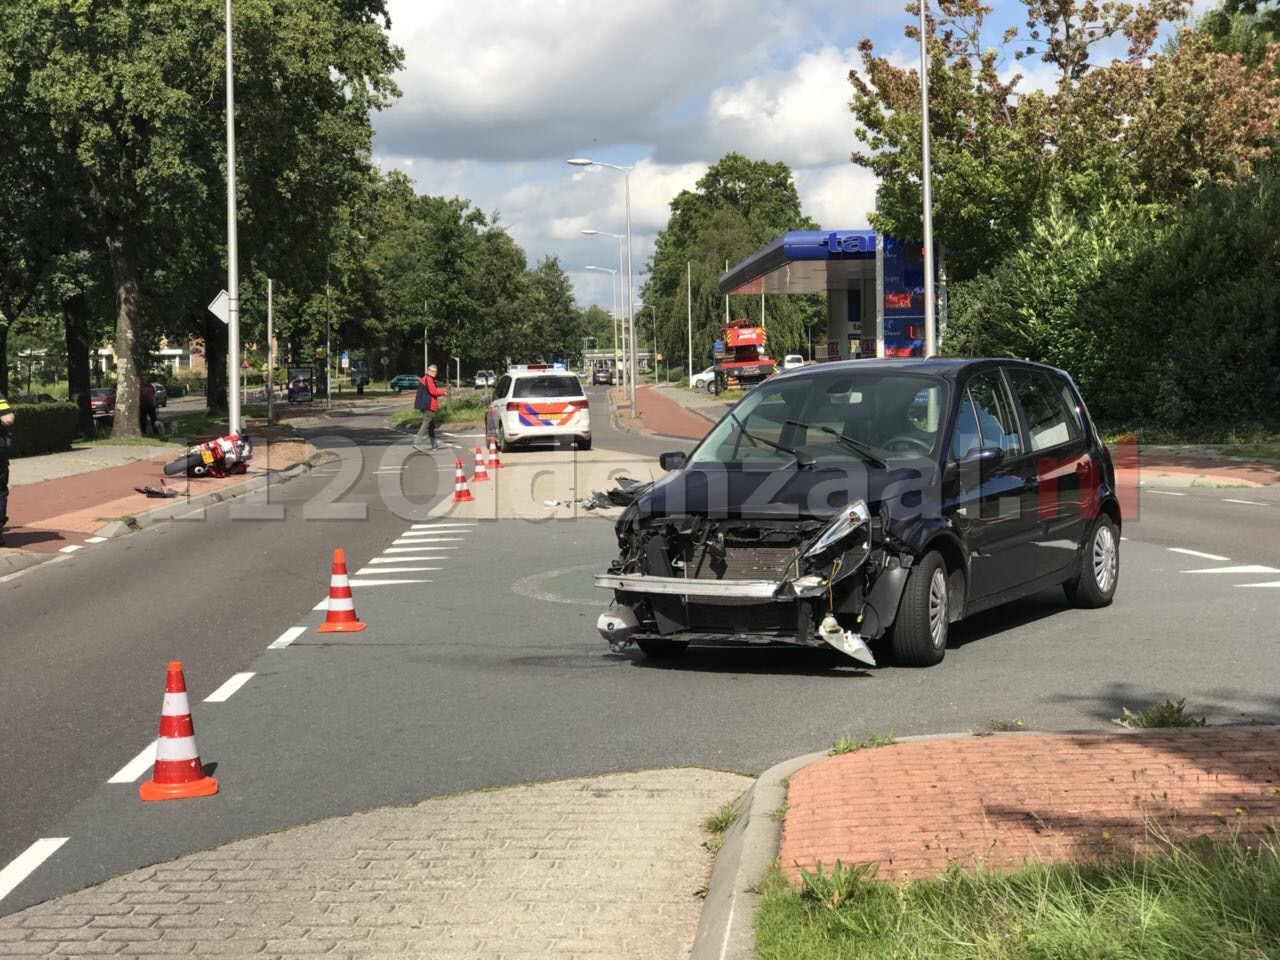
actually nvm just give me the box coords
[64,292,96,439]
[204,313,228,414]
[105,229,144,438]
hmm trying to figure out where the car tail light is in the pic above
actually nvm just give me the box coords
[578,399,589,409]
[506,401,521,411]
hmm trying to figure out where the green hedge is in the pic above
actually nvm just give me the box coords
[7,402,79,457]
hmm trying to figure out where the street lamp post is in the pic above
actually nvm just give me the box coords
[581,229,626,389]
[224,0,241,435]
[919,0,937,357]
[584,265,618,380]
[569,159,636,412]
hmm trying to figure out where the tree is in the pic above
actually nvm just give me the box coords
[641,154,820,373]
[520,256,580,365]
[847,1,1280,281]
[8,0,400,432]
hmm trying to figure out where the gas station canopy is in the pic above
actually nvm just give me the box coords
[719,230,879,296]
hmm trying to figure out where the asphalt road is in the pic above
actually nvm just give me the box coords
[1,390,1277,914]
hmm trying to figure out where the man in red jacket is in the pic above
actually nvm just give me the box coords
[413,364,448,451]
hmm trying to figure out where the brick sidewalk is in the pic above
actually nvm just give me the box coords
[779,729,1280,883]
[612,386,713,442]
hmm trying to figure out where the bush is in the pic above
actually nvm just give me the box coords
[7,402,79,457]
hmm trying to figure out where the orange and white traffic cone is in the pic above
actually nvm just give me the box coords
[317,548,367,633]
[487,435,502,471]
[139,661,219,802]
[472,445,491,483]
[452,458,475,503]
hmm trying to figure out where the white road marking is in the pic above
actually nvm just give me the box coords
[59,545,83,554]
[348,579,432,587]
[373,469,403,475]
[384,545,459,553]
[366,555,449,563]
[85,536,108,544]
[1168,548,1232,562]
[268,626,307,650]
[1183,565,1280,575]
[1223,498,1268,506]
[313,598,329,611]
[0,838,69,904]
[355,566,441,575]
[409,523,476,530]
[392,537,464,546]
[1147,490,1186,496]
[1237,581,1280,588]
[108,741,158,783]
[204,673,254,703]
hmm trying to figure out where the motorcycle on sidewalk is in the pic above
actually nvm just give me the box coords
[162,434,253,479]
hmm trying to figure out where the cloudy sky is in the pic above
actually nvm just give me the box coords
[370,0,1209,313]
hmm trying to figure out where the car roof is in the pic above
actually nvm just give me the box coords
[506,369,581,379]
[768,356,1069,383]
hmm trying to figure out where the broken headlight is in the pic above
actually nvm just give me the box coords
[803,499,871,559]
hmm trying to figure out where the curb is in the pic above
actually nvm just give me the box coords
[93,450,326,539]
[690,723,1280,959]
[605,389,703,445]
[691,751,825,960]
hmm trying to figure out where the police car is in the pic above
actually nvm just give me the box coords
[485,366,592,452]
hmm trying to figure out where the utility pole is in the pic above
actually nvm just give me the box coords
[920,0,937,357]
[686,260,693,383]
[224,0,241,435]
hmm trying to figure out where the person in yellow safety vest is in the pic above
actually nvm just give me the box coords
[0,391,13,547]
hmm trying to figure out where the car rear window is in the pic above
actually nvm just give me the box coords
[512,376,582,399]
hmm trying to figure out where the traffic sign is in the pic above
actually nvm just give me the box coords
[380,356,389,367]
[240,358,250,370]
[208,290,230,325]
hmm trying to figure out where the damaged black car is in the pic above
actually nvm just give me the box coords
[595,359,1121,667]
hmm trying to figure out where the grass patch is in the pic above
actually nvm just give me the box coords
[1219,444,1280,460]
[1189,479,1254,489]
[1112,698,1207,729]
[701,800,740,855]
[829,728,896,756]
[387,396,487,431]
[755,831,1280,959]
[1096,422,1280,446]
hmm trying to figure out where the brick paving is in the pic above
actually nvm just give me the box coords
[612,387,711,442]
[0,769,750,959]
[779,729,1280,883]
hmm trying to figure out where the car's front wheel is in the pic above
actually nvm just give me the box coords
[888,551,949,667]
[1064,514,1119,608]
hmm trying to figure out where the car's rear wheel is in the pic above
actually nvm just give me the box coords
[1064,514,1119,608]
[497,423,514,454]
[576,437,592,451]
[888,551,949,667]
[705,379,719,395]
[636,638,688,658]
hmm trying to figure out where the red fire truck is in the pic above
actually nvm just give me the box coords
[711,318,776,394]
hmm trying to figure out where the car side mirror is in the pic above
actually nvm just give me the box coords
[659,451,688,472]
[944,446,1002,484]
[482,395,491,405]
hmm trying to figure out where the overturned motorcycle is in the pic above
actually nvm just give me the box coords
[162,434,253,479]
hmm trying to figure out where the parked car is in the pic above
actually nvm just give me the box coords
[690,366,716,392]
[485,370,591,452]
[153,383,168,407]
[11,392,57,404]
[389,374,420,392]
[594,358,1119,668]
[474,369,495,389]
[592,367,614,386]
[782,354,807,371]
[89,387,116,419]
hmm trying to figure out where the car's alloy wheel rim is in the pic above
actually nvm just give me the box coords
[1093,525,1117,593]
[929,567,947,649]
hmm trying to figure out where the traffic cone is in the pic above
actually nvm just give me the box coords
[139,661,219,802]
[452,458,475,503]
[487,435,502,471]
[472,445,491,483]
[317,547,367,633]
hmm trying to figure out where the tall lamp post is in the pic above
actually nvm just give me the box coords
[569,159,636,412]
[919,0,937,357]
[584,265,618,379]
[224,0,241,435]
[581,229,626,388]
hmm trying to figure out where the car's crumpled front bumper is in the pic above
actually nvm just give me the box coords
[594,499,898,664]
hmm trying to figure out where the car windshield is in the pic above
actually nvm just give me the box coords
[512,376,581,399]
[91,389,112,398]
[688,370,948,467]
